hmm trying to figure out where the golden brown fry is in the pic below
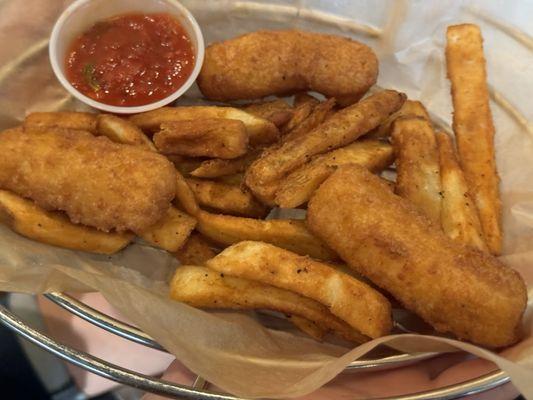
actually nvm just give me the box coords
[242,99,294,128]
[129,106,279,145]
[289,315,327,341]
[190,149,262,178]
[206,241,392,339]
[174,171,200,216]
[166,155,203,176]
[282,94,319,133]
[436,132,488,251]
[307,165,526,348]
[153,119,248,159]
[186,178,268,218]
[275,140,394,208]
[170,265,368,343]
[174,233,218,265]
[215,173,244,186]
[391,117,442,224]
[96,114,156,150]
[245,90,406,202]
[446,24,501,255]
[139,207,196,252]
[282,98,336,143]
[0,190,132,254]
[24,112,97,133]
[195,210,336,261]
[368,100,430,139]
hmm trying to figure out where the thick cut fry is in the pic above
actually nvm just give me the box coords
[170,265,368,343]
[216,173,244,186]
[369,100,430,139]
[96,114,156,150]
[195,211,336,261]
[243,99,294,128]
[206,241,392,338]
[245,90,406,202]
[129,106,279,145]
[282,98,336,143]
[0,190,132,254]
[446,24,501,255]
[24,112,97,133]
[275,140,394,208]
[153,119,248,159]
[289,315,327,341]
[307,165,526,348]
[186,178,268,218]
[282,94,319,133]
[436,132,488,251]
[391,117,442,224]
[0,129,176,234]
[190,149,262,178]
[174,172,199,216]
[174,233,218,265]
[166,155,203,176]
[139,207,196,252]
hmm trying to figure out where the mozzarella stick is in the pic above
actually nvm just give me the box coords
[446,24,501,254]
[307,165,526,348]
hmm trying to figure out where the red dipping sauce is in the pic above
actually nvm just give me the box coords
[65,13,195,107]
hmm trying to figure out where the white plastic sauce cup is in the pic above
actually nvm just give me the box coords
[49,0,205,114]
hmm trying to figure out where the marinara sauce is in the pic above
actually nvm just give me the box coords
[65,13,195,107]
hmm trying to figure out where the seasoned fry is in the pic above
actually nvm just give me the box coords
[129,106,279,145]
[446,24,501,254]
[282,98,336,143]
[282,94,319,133]
[0,190,132,254]
[243,99,294,128]
[24,112,97,133]
[170,265,368,343]
[154,119,248,159]
[190,149,262,178]
[436,132,488,251]
[369,100,430,139]
[206,241,392,338]
[216,173,244,186]
[244,90,406,202]
[96,114,156,150]
[174,233,218,265]
[139,207,196,252]
[275,140,394,208]
[186,178,268,218]
[307,165,526,347]
[195,210,337,261]
[174,171,200,216]
[289,315,327,341]
[391,117,442,224]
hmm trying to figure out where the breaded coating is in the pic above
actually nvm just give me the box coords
[0,129,176,234]
[446,24,501,254]
[25,112,97,133]
[307,165,526,348]
[198,30,378,104]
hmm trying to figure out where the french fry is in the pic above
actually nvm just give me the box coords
[170,265,368,343]
[242,99,294,128]
[129,106,279,145]
[275,140,394,208]
[96,114,156,150]
[154,119,248,159]
[215,173,244,186]
[391,117,442,224]
[282,98,336,143]
[174,172,200,216]
[245,90,406,202]
[166,155,203,176]
[282,94,319,133]
[195,210,337,261]
[0,190,132,254]
[174,233,218,265]
[368,100,430,139]
[139,207,196,252]
[206,241,392,338]
[289,315,327,341]
[190,149,262,178]
[24,112,97,133]
[436,132,488,251]
[186,178,268,218]
[446,24,501,254]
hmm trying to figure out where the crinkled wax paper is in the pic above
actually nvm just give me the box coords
[0,0,532,398]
